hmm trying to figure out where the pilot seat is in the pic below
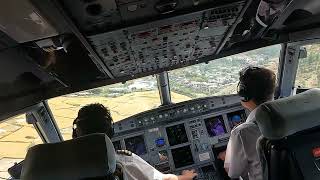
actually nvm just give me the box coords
[21,133,118,180]
[255,88,320,180]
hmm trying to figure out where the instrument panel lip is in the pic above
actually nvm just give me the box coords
[115,94,240,124]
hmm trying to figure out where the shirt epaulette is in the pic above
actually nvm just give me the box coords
[117,150,132,156]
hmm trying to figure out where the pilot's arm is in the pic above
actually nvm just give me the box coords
[116,151,197,180]
[224,129,248,178]
[163,170,197,180]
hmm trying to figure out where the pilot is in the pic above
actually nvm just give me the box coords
[222,66,276,180]
[72,103,198,180]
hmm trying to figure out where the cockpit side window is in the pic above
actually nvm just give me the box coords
[295,43,320,88]
[0,114,42,179]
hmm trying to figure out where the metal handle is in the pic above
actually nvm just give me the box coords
[155,0,178,14]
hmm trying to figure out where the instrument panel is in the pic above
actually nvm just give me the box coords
[112,95,247,179]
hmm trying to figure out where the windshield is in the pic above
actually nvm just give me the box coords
[49,45,281,139]
[49,76,163,140]
[170,44,281,103]
[295,43,320,88]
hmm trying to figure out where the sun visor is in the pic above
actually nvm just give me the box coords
[0,0,58,43]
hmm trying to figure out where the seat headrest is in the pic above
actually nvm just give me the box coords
[21,133,116,180]
[256,88,320,140]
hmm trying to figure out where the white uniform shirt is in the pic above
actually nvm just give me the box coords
[224,108,263,180]
[116,153,164,180]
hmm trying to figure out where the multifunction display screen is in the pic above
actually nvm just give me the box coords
[166,124,188,146]
[124,135,147,156]
[227,110,247,129]
[171,146,194,168]
[204,116,227,137]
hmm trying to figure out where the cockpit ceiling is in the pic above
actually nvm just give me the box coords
[1,0,320,118]
[88,2,245,77]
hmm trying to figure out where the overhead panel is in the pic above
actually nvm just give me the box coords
[89,1,245,77]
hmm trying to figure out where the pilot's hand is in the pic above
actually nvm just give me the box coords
[181,169,198,180]
[164,169,198,180]
[159,153,168,161]
[218,151,226,161]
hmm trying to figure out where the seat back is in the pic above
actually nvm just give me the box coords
[21,133,116,180]
[255,89,320,180]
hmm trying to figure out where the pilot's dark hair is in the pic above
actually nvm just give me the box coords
[72,103,114,138]
[237,66,276,105]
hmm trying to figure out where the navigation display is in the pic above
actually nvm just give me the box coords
[227,110,246,129]
[204,116,226,137]
[112,140,121,150]
[166,124,188,146]
[124,135,147,156]
[171,146,194,168]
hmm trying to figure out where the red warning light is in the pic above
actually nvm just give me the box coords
[312,147,320,158]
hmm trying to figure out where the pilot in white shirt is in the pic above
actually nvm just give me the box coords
[222,66,276,180]
[224,108,262,180]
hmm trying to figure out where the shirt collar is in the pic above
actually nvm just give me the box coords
[246,108,258,123]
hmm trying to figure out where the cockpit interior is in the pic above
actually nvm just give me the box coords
[1,0,320,179]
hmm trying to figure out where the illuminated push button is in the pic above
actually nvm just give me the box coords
[313,147,320,158]
[159,114,163,119]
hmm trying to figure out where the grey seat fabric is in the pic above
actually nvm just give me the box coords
[256,88,320,140]
[21,133,116,180]
[255,89,320,180]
